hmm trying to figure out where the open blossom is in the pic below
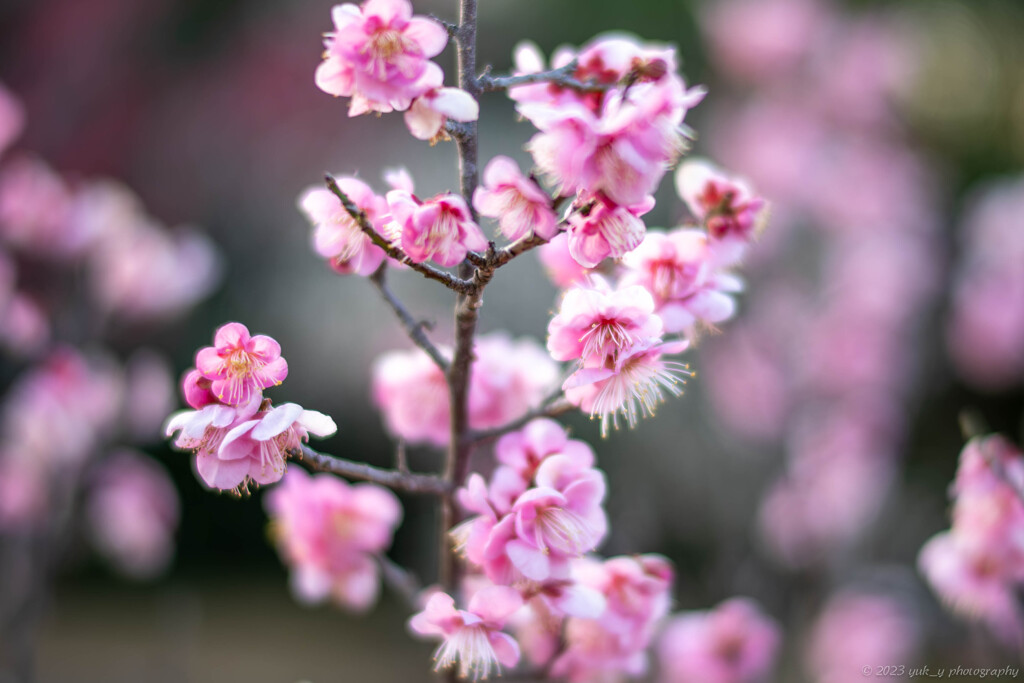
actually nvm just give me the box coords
[315,0,448,115]
[166,399,336,491]
[676,159,767,265]
[265,468,401,611]
[405,82,479,141]
[621,229,743,334]
[409,587,523,681]
[565,192,652,268]
[548,554,674,682]
[195,322,289,406]
[495,419,595,485]
[658,598,781,683]
[86,451,180,580]
[473,156,558,242]
[387,190,487,267]
[563,339,690,437]
[299,176,389,276]
[547,277,663,362]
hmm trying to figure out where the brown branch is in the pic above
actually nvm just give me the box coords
[292,444,452,496]
[479,61,608,93]
[464,396,573,443]
[492,232,550,268]
[324,174,475,294]
[369,264,450,371]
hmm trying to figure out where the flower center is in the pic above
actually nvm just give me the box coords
[370,29,406,60]
[536,506,595,556]
[434,625,500,682]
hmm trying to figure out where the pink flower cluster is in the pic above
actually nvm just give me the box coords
[918,434,1024,645]
[695,0,942,566]
[265,467,402,611]
[166,322,336,492]
[373,334,557,446]
[299,169,489,271]
[454,420,607,584]
[657,598,781,683]
[511,36,706,268]
[315,0,477,139]
[946,176,1024,390]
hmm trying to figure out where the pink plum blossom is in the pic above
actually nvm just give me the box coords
[214,401,338,490]
[299,177,389,276]
[917,435,1024,644]
[547,277,663,363]
[165,399,259,488]
[702,0,829,83]
[621,229,743,334]
[523,78,705,207]
[195,322,289,407]
[473,156,558,242]
[315,0,449,115]
[405,84,479,141]
[387,190,488,267]
[538,233,591,289]
[805,592,919,683]
[372,344,451,446]
[0,82,24,156]
[86,451,180,580]
[0,156,77,258]
[1,348,124,467]
[265,467,402,611]
[409,586,523,681]
[563,339,690,437]
[495,419,595,485]
[658,598,781,683]
[565,192,652,268]
[947,176,1024,389]
[675,159,767,265]
[548,554,674,681]
[182,368,218,410]
[123,350,176,441]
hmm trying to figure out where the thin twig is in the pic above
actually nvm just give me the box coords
[369,264,450,371]
[491,232,550,268]
[378,556,423,609]
[325,174,475,294]
[292,444,452,496]
[479,61,608,93]
[464,397,573,443]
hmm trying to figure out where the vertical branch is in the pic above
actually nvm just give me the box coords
[439,0,481,595]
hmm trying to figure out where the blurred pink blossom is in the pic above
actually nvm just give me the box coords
[658,597,781,683]
[298,177,389,277]
[473,156,558,242]
[86,451,179,580]
[265,467,401,611]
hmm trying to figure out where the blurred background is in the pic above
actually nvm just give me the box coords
[0,0,1022,680]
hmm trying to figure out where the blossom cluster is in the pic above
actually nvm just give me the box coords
[695,0,941,567]
[166,322,336,492]
[918,434,1024,646]
[0,347,180,579]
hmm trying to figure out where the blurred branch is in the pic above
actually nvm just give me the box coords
[479,61,607,93]
[378,555,423,609]
[369,264,450,371]
[293,445,453,496]
[465,395,574,443]
[325,175,475,294]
